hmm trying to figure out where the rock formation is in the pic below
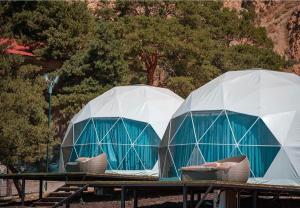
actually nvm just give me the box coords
[223,0,300,74]
[223,0,243,12]
[287,7,300,61]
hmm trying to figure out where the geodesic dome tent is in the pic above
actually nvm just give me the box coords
[159,69,300,185]
[59,85,183,176]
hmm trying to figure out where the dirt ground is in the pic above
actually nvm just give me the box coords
[73,194,187,208]
[70,192,300,208]
[1,185,300,208]
[0,180,64,197]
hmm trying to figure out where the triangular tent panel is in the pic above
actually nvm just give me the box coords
[60,85,183,176]
[160,69,300,185]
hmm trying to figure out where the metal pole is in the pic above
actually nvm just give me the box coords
[45,85,52,191]
[46,90,51,172]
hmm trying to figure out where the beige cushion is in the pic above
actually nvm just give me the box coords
[76,157,89,162]
[217,162,237,171]
[181,161,238,172]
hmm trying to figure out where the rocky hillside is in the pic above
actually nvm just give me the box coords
[224,0,300,74]
[86,0,300,74]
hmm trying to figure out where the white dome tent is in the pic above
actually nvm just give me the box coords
[60,85,183,176]
[159,69,300,185]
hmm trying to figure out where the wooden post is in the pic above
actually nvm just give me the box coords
[66,200,70,208]
[195,185,213,208]
[39,179,43,199]
[197,193,201,201]
[6,168,12,197]
[133,189,138,208]
[213,190,219,208]
[226,190,237,208]
[236,191,240,208]
[121,186,126,208]
[190,189,194,208]
[252,190,257,208]
[183,186,188,208]
[21,178,25,207]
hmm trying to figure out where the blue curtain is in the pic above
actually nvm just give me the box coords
[67,117,160,171]
[238,118,280,177]
[195,111,236,144]
[226,111,257,142]
[74,119,89,142]
[69,147,78,162]
[161,110,281,178]
[192,111,221,142]
[75,119,98,144]
[134,125,160,169]
[74,119,102,160]
[170,144,194,176]
[199,144,235,162]
[170,113,197,145]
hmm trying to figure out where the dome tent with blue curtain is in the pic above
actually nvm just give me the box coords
[59,85,183,176]
[159,69,300,185]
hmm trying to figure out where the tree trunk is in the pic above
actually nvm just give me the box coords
[141,52,158,86]
[147,66,156,86]
[7,165,22,198]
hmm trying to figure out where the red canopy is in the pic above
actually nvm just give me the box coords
[0,38,35,56]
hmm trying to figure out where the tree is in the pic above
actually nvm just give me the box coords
[96,1,285,87]
[53,21,129,139]
[165,76,195,98]
[0,1,94,60]
[0,51,50,196]
[123,16,189,86]
[0,1,287,183]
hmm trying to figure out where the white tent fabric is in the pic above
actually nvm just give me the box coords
[163,69,300,185]
[173,70,300,149]
[72,85,183,138]
[60,85,183,175]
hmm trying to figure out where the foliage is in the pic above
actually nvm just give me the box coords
[165,76,195,98]
[0,1,93,60]
[94,1,284,88]
[0,53,50,169]
[53,21,129,138]
[0,1,288,171]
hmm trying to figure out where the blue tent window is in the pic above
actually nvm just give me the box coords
[170,113,197,145]
[160,110,281,178]
[65,117,160,171]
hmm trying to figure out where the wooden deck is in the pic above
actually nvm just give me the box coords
[66,180,300,208]
[1,173,300,208]
[66,180,300,194]
[0,172,158,181]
